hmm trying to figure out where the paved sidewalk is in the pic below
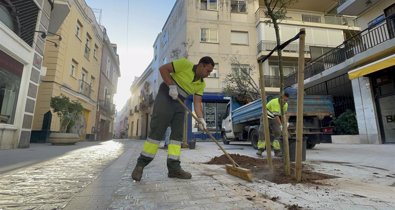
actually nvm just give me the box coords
[0,140,394,209]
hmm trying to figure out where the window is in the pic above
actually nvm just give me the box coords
[231,31,248,45]
[0,4,16,32]
[231,0,246,13]
[302,14,321,23]
[201,28,218,43]
[0,50,22,124]
[208,63,219,78]
[162,31,168,47]
[70,59,78,77]
[81,70,87,82]
[106,57,111,78]
[268,64,297,77]
[84,33,91,59]
[231,64,250,77]
[93,44,98,59]
[90,76,95,87]
[76,20,82,38]
[201,0,217,10]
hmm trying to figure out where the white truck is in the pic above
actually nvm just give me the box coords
[221,95,335,149]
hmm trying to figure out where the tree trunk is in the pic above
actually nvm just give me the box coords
[273,20,291,176]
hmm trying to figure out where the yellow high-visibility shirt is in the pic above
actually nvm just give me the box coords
[171,58,205,96]
[266,98,288,115]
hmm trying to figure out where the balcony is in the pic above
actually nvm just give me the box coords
[285,15,395,87]
[255,7,356,27]
[264,75,281,87]
[99,100,115,115]
[139,93,154,112]
[257,40,310,55]
[79,80,91,97]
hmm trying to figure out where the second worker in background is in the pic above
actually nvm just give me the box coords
[131,56,215,181]
[256,93,289,157]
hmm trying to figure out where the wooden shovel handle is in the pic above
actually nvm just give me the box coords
[176,98,239,168]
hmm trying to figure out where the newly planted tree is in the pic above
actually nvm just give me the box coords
[263,0,297,176]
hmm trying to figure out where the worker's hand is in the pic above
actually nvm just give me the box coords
[280,125,283,132]
[169,85,178,100]
[198,118,207,130]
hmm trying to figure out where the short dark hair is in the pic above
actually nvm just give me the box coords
[198,56,215,67]
[284,92,289,97]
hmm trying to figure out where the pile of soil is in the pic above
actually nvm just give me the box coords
[206,154,336,184]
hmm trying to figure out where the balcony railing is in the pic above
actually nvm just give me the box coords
[79,80,91,97]
[285,15,395,86]
[99,100,115,115]
[255,7,356,27]
[264,75,281,87]
[257,40,310,55]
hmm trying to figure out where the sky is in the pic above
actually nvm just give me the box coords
[84,0,176,110]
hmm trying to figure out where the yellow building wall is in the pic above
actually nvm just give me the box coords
[33,0,102,138]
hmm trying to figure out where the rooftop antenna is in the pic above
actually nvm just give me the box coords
[91,8,102,25]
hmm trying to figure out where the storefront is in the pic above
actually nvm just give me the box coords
[349,54,395,144]
[185,93,230,142]
[371,68,395,143]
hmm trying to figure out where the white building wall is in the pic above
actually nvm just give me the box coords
[352,77,381,144]
[0,24,35,149]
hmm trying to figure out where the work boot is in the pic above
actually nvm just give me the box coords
[256,148,265,156]
[131,155,153,181]
[274,150,283,157]
[168,168,192,179]
[167,159,192,179]
[131,165,144,181]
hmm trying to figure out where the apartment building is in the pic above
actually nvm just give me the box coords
[286,0,395,144]
[32,0,103,140]
[129,0,357,142]
[0,0,69,149]
[114,102,129,139]
[95,26,120,141]
[128,33,163,139]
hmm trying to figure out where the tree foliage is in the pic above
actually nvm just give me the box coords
[223,57,260,104]
[333,109,358,135]
[50,95,83,133]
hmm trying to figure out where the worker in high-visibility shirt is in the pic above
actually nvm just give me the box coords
[131,56,215,181]
[256,93,289,157]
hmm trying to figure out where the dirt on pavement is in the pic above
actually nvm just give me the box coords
[206,153,336,184]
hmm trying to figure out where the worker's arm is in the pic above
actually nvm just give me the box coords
[159,63,175,86]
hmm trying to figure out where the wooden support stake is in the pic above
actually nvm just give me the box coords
[258,60,273,170]
[295,28,306,182]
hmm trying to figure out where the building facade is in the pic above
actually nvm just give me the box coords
[286,0,395,144]
[128,0,357,142]
[95,26,120,141]
[32,0,103,140]
[0,0,69,149]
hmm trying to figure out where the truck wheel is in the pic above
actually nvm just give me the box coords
[222,133,230,145]
[250,130,258,149]
[306,142,316,149]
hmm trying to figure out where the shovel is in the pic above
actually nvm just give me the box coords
[177,98,253,182]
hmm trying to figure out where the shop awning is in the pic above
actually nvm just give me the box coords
[348,54,395,80]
